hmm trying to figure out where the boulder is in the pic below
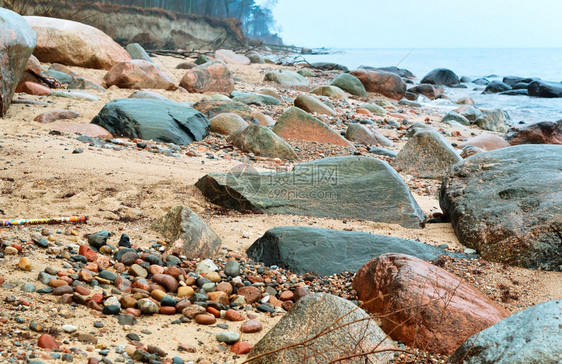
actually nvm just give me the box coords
[215,49,250,65]
[353,253,509,355]
[231,91,280,106]
[505,119,562,145]
[195,156,425,228]
[360,65,415,78]
[442,111,471,126]
[128,90,170,101]
[474,109,510,132]
[361,103,387,116]
[104,60,175,90]
[454,105,482,122]
[125,43,154,64]
[472,77,490,85]
[179,60,234,94]
[272,107,352,147]
[209,113,248,136]
[1,8,36,116]
[330,73,367,97]
[407,84,444,100]
[482,80,512,94]
[455,97,475,105]
[264,70,309,87]
[460,145,485,158]
[310,85,347,99]
[499,89,528,96]
[393,129,462,178]
[247,227,467,275]
[349,69,406,100]
[294,94,335,116]
[91,99,209,145]
[527,80,562,98]
[502,76,537,87]
[151,205,221,259]
[246,51,264,64]
[440,145,562,270]
[345,124,392,147]
[449,299,562,364]
[49,122,112,138]
[230,124,298,160]
[18,81,51,96]
[24,16,130,69]
[421,68,460,86]
[34,110,80,123]
[457,134,510,150]
[192,99,252,121]
[310,62,349,72]
[247,293,396,363]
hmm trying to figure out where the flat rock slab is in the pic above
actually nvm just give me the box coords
[91,98,209,146]
[247,226,467,275]
[195,156,425,228]
[449,299,562,364]
[440,145,562,271]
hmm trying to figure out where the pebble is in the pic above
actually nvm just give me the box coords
[240,320,263,333]
[195,314,216,325]
[21,283,36,292]
[224,260,240,277]
[216,331,240,345]
[18,257,32,271]
[182,305,206,319]
[126,333,140,341]
[4,246,18,255]
[37,334,59,349]
[102,305,121,315]
[195,259,218,274]
[138,299,159,315]
[62,324,78,333]
[231,341,252,354]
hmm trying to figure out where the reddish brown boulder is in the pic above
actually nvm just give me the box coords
[34,110,80,123]
[458,133,510,151]
[37,334,59,350]
[24,16,130,70]
[349,69,407,100]
[407,84,444,100]
[352,253,509,355]
[49,122,113,138]
[272,107,354,147]
[179,61,234,94]
[18,81,51,96]
[215,49,251,65]
[237,286,261,304]
[505,120,562,145]
[104,60,175,90]
[151,274,178,293]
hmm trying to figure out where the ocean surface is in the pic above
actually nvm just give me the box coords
[298,48,562,123]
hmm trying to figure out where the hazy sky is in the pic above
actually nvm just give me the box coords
[271,0,562,48]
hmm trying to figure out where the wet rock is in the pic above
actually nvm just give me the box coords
[483,80,512,94]
[104,60,175,90]
[151,205,222,259]
[449,299,562,363]
[527,80,562,98]
[0,8,36,114]
[248,226,465,275]
[24,16,130,69]
[420,68,460,86]
[353,253,509,355]
[272,107,353,147]
[505,119,562,145]
[474,109,510,133]
[442,111,471,127]
[230,124,298,160]
[408,84,445,100]
[91,99,209,146]
[196,156,425,228]
[179,61,234,94]
[455,105,482,122]
[264,70,309,87]
[349,69,406,100]
[248,293,395,363]
[330,73,367,97]
[440,145,562,270]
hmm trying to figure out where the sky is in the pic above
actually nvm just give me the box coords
[270,0,562,48]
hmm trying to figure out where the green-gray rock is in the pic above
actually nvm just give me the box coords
[345,123,392,147]
[264,70,309,87]
[394,129,462,178]
[442,111,471,126]
[45,69,73,84]
[440,145,562,270]
[209,113,248,136]
[195,156,424,228]
[231,91,280,106]
[361,103,387,116]
[475,109,510,132]
[294,94,335,116]
[50,90,98,101]
[192,99,253,121]
[247,226,467,275]
[216,331,240,345]
[330,73,367,97]
[458,106,482,122]
[151,205,222,259]
[230,124,297,160]
[91,99,209,145]
[310,85,347,99]
[125,43,154,64]
[297,69,316,77]
[247,293,396,363]
[194,55,211,65]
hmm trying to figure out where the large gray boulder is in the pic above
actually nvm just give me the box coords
[421,68,460,86]
[394,129,462,178]
[449,299,562,363]
[474,109,510,133]
[247,293,396,363]
[151,205,222,259]
[440,145,562,270]
[0,8,36,116]
[195,156,425,228]
[330,73,367,97]
[91,98,209,145]
[247,226,467,275]
[527,80,562,98]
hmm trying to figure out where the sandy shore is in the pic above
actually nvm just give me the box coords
[0,54,560,363]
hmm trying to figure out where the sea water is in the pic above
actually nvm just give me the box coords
[298,48,562,123]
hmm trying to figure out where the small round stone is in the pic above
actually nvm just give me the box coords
[240,320,263,333]
[216,331,240,345]
[195,314,216,325]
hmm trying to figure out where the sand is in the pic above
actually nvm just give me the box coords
[0,54,560,363]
